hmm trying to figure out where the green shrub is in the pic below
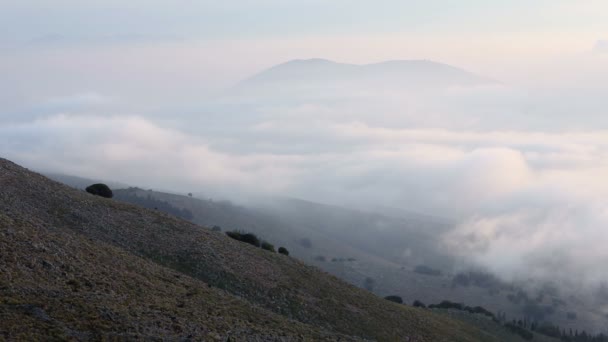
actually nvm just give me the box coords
[384,295,403,304]
[226,231,261,247]
[261,241,276,252]
[85,183,113,198]
[278,247,289,256]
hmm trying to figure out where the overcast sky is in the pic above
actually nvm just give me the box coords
[2,1,608,289]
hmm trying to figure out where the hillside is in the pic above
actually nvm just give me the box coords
[0,158,530,341]
[106,187,603,335]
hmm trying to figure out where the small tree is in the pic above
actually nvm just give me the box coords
[85,183,113,198]
[278,247,289,256]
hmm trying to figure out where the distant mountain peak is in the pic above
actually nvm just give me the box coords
[234,58,495,93]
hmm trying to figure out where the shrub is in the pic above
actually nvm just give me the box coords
[413,300,426,308]
[431,300,464,310]
[226,231,261,247]
[85,183,113,198]
[384,295,403,304]
[278,247,289,256]
[261,241,276,252]
[211,225,222,232]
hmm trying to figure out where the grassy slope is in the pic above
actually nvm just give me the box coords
[2,158,525,341]
[114,187,601,334]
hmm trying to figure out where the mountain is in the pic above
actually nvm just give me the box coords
[232,59,495,97]
[0,158,534,341]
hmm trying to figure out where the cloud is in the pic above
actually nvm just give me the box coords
[593,40,608,53]
[3,98,608,296]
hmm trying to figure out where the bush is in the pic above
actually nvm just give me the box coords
[226,231,261,247]
[278,247,289,256]
[429,300,464,310]
[261,241,276,252]
[211,225,222,232]
[384,295,403,304]
[413,300,426,308]
[85,183,113,198]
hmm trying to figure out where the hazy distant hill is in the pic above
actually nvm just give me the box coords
[1,158,534,341]
[232,59,495,98]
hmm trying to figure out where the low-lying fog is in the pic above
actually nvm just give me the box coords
[2,33,608,306]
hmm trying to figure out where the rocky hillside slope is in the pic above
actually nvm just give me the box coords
[2,158,526,341]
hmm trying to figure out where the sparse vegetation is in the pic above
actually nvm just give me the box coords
[85,183,113,198]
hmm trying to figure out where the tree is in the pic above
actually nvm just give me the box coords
[85,183,113,198]
[278,247,289,256]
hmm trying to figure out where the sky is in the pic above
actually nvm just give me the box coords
[2,1,608,290]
